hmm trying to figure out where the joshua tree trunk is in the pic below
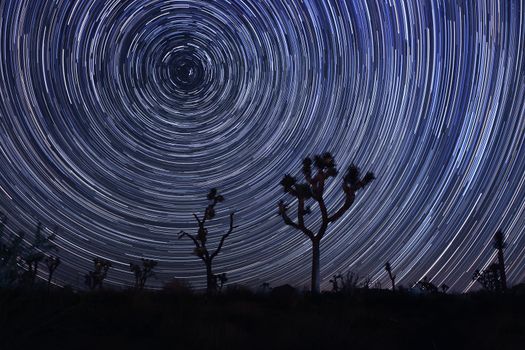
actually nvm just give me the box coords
[493,231,507,291]
[497,245,507,291]
[385,262,396,292]
[389,275,396,291]
[205,260,216,294]
[311,239,320,294]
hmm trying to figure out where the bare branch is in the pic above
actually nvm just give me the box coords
[192,213,202,225]
[278,201,301,230]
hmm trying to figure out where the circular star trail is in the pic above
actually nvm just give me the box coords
[0,0,525,291]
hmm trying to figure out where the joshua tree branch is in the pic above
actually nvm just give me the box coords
[178,230,200,248]
[279,201,314,240]
[328,185,356,223]
[314,171,326,194]
[279,202,301,230]
[193,213,204,226]
[211,213,235,260]
[315,196,329,222]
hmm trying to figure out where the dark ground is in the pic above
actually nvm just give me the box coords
[1,287,524,350]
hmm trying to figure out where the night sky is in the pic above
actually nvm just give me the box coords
[1,0,524,292]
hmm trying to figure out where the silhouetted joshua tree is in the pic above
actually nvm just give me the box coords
[215,272,227,292]
[85,257,112,290]
[0,213,23,286]
[45,256,61,288]
[415,276,438,293]
[179,188,235,294]
[329,273,343,292]
[0,216,59,288]
[493,230,507,290]
[259,282,271,294]
[130,258,158,290]
[384,262,396,291]
[473,263,502,292]
[473,231,508,292]
[329,271,361,294]
[20,223,58,287]
[361,276,372,289]
[278,153,375,293]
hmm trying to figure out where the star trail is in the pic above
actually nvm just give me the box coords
[0,0,525,292]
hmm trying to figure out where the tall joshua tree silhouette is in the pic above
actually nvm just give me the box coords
[179,189,235,294]
[85,257,112,290]
[384,262,396,291]
[473,231,508,292]
[21,223,58,287]
[493,230,507,291]
[45,256,61,288]
[0,213,23,286]
[278,152,375,293]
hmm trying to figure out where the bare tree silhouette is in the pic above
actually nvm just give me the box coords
[278,153,375,293]
[179,188,235,294]
[130,258,158,290]
[85,257,112,290]
[384,262,396,291]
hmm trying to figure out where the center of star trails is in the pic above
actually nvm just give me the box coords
[169,56,205,92]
